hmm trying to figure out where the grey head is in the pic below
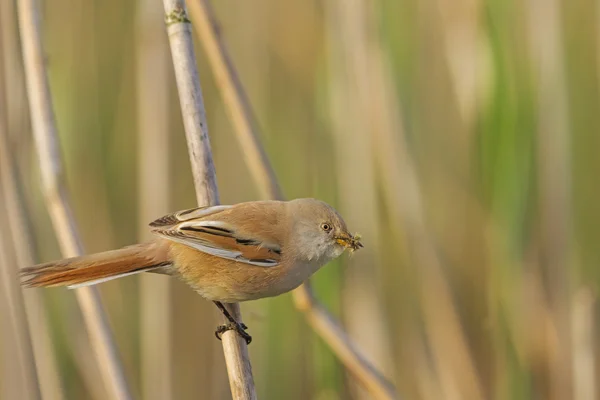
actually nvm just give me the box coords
[285,198,363,264]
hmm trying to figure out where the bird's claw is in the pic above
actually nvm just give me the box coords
[215,322,252,345]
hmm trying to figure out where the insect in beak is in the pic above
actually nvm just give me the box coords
[336,233,363,252]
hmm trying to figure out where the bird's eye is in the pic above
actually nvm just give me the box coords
[320,223,332,232]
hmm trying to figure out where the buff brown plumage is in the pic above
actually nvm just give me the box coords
[21,198,362,343]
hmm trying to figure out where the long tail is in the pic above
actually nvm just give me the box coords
[20,241,170,289]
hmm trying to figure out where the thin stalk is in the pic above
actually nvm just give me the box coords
[0,82,64,400]
[186,1,397,398]
[161,1,256,399]
[0,23,41,400]
[0,186,41,400]
[16,0,132,398]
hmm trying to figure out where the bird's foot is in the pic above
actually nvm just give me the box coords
[215,322,252,345]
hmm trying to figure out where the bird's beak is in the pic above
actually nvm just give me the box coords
[336,233,363,252]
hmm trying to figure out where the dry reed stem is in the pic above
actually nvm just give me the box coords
[137,0,173,398]
[161,1,256,398]
[0,97,64,400]
[187,1,398,399]
[1,14,64,400]
[1,182,63,400]
[0,216,30,400]
[16,0,132,398]
[293,284,397,399]
[0,190,40,400]
[0,27,42,400]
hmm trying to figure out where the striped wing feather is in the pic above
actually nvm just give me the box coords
[150,204,282,267]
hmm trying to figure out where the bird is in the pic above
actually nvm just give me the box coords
[20,198,363,344]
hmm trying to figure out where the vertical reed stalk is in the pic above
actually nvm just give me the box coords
[0,191,40,400]
[161,1,256,398]
[0,24,41,400]
[0,91,64,400]
[16,0,132,398]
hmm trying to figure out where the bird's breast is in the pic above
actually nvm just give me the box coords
[170,243,326,303]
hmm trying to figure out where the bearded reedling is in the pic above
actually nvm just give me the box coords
[21,198,363,344]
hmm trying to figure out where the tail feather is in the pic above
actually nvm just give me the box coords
[21,242,169,288]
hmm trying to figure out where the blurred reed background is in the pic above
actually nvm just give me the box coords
[1,0,599,399]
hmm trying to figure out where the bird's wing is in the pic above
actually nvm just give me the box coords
[150,205,282,267]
